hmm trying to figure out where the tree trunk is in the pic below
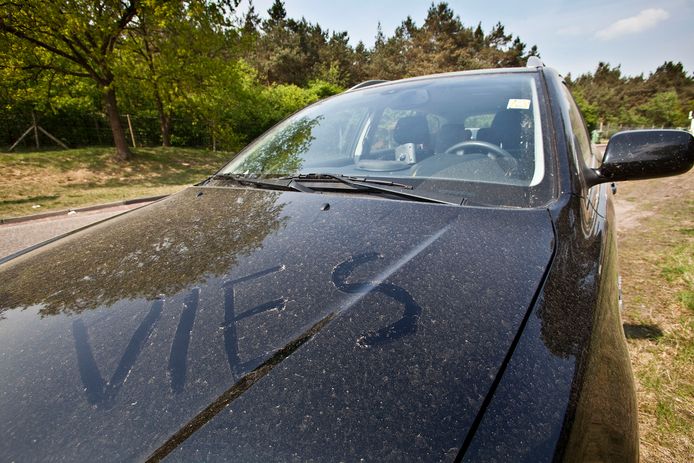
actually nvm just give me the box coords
[153,84,172,147]
[157,100,172,147]
[161,113,172,147]
[103,86,132,161]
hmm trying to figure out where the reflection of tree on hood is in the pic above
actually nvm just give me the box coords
[236,115,323,175]
[0,188,286,316]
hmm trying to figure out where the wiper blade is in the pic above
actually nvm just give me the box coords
[283,173,457,205]
[288,173,414,190]
[213,173,461,206]
[211,173,313,193]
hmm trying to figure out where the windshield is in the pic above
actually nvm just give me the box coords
[221,72,553,207]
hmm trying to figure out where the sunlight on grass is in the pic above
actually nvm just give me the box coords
[0,147,234,218]
[617,171,694,462]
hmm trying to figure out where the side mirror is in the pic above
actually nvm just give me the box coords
[587,130,694,186]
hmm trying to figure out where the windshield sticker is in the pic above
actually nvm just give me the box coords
[507,98,531,109]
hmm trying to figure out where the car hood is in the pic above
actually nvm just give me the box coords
[0,186,554,461]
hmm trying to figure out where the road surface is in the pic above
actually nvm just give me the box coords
[0,202,150,260]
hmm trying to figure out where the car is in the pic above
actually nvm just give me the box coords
[0,61,692,463]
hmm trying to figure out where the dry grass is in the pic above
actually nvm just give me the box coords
[615,169,694,462]
[0,147,233,219]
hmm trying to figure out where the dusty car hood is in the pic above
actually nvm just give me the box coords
[0,186,554,461]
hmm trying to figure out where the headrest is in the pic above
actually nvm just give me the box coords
[491,109,522,130]
[393,115,430,146]
[435,124,470,152]
[490,109,523,150]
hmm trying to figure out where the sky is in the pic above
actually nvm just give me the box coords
[237,0,694,77]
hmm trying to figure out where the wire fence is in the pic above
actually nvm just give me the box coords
[1,112,216,151]
[3,112,691,152]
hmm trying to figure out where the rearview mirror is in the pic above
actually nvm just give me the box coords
[388,89,430,109]
[587,130,694,186]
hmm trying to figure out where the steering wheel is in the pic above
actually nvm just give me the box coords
[444,140,518,173]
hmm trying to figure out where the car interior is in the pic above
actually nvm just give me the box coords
[227,74,545,189]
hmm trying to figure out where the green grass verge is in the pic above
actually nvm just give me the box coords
[0,147,234,218]
[617,172,693,462]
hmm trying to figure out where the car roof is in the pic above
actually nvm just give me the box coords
[347,66,551,92]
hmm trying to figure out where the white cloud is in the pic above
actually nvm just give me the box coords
[596,8,670,40]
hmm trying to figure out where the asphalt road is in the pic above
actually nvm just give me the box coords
[0,202,150,260]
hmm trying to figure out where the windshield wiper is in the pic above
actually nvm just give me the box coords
[211,173,460,205]
[289,173,414,189]
[282,173,457,205]
[211,173,314,193]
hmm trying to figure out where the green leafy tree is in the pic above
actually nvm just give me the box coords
[572,89,599,131]
[0,0,138,160]
[410,4,473,74]
[638,91,688,127]
[366,21,410,79]
[568,61,693,129]
[647,62,694,114]
[350,41,370,85]
[366,3,538,79]
[2,0,559,152]
[241,0,261,37]
[118,0,237,147]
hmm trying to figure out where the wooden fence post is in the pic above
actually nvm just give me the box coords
[32,111,40,149]
[126,114,137,148]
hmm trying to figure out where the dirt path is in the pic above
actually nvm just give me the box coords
[614,170,693,232]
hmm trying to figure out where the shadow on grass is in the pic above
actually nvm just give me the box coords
[623,323,663,340]
[0,195,60,206]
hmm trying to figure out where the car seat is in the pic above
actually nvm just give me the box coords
[393,115,433,160]
[435,124,471,153]
[476,109,522,151]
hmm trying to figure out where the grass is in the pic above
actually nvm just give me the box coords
[0,147,234,218]
[616,170,694,461]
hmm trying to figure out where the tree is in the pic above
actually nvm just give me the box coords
[250,2,353,87]
[0,1,138,160]
[567,60,694,129]
[638,91,688,127]
[350,41,370,85]
[241,0,261,37]
[120,1,237,147]
[1,0,557,151]
[648,61,694,109]
[266,0,287,28]
[367,21,411,79]
[410,4,471,74]
[571,89,599,131]
[571,62,625,125]
[365,3,539,79]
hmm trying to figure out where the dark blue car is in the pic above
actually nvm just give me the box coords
[1,61,692,462]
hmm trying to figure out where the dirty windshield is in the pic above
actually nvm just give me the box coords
[221,72,553,207]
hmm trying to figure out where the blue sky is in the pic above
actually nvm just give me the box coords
[237,0,694,77]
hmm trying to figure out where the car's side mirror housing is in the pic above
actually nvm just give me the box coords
[586,130,694,187]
